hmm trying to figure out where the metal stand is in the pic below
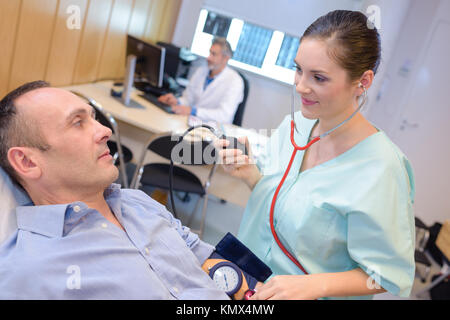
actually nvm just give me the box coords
[122,54,136,106]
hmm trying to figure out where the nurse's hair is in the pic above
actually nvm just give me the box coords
[301,10,381,82]
[0,80,51,187]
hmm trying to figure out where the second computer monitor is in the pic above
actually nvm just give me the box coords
[126,35,166,88]
[156,41,181,80]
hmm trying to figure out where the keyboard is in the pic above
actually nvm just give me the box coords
[139,93,174,114]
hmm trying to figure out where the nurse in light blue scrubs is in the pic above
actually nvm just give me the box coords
[218,10,415,300]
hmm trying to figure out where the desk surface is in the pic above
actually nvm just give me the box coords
[63,81,190,134]
[60,81,267,208]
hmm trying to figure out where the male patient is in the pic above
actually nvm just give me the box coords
[0,81,229,299]
[158,37,244,124]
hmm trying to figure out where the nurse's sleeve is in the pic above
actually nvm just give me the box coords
[346,158,416,297]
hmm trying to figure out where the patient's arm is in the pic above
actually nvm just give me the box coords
[201,257,252,300]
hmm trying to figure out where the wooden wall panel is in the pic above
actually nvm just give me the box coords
[0,0,182,94]
[0,0,22,97]
[158,0,182,43]
[143,0,167,43]
[45,0,88,86]
[7,0,58,91]
[72,0,113,84]
[127,0,152,39]
[96,0,134,81]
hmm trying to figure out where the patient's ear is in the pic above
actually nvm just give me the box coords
[7,147,42,181]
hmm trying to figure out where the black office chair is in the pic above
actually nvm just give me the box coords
[130,132,217,239]
[232,71,249,127]
[71,91,132,188]
[415,217,432,283]
[414,223,450,299]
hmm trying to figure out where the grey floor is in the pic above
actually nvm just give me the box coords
[151,188,442,300]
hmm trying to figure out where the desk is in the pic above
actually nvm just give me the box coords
[60,81,266,208]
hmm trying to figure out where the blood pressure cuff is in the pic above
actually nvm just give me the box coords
[210,232,272,288]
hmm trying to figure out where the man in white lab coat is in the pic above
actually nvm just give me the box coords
[158,37,244,125]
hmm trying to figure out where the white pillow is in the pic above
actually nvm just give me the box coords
[0,167,31,244]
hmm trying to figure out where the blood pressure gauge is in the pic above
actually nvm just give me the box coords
[208,261,243,296]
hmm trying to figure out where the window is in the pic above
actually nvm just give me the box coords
[233,23,273,68]
[276,35,300,70]
[190,9,299,84]
[203,12,231,38]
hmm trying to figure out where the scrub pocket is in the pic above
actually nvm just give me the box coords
[276,201,339,263]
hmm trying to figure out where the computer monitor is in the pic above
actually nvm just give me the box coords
[156,41,181,80]
[126,35,166,88]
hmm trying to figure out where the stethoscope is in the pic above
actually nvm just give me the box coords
[269,83,368,274]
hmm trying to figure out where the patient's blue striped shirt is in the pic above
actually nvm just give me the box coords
[0,184,228,300]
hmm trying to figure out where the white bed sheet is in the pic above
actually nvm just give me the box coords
[0,168,30,244]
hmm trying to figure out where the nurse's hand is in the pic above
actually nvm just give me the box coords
[249,275,323,300]
[215,137,262,190]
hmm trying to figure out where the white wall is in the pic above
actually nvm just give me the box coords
[361,0,411,120]
[172,0,204,48]
[172,0,411,132]
[366,0,441,134]
[365,0,448,225]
